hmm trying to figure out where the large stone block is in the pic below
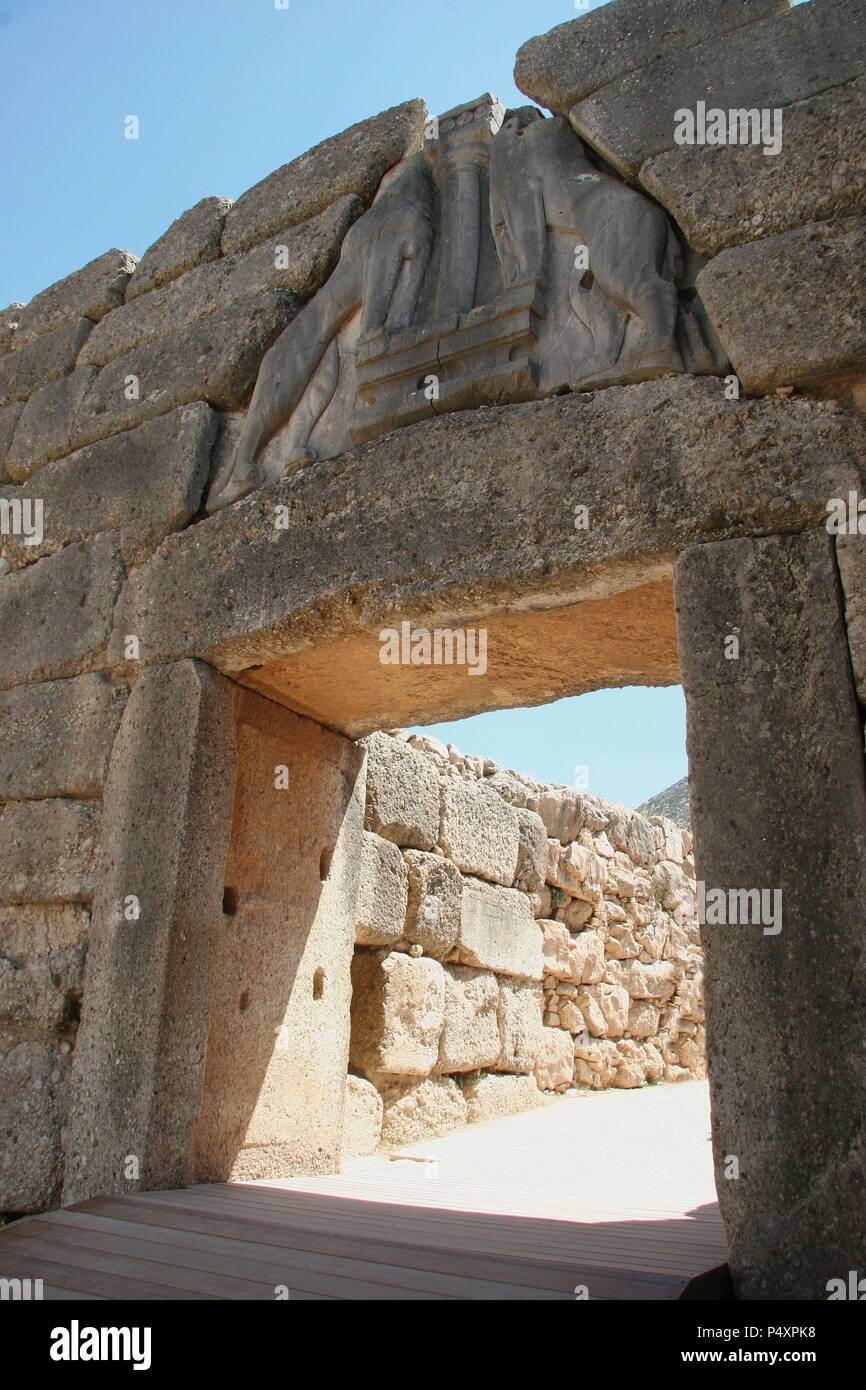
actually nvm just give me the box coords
[126,196,232,302]
[0,799,99,905]
[354,830,409,947]
[5,367,98,478]
[620,958,679,1001]
[676,530,866,1299]
[378,1074,467,1147]
[462,1071,544,1125]
[341,1074,383,1158]
[0,674,127,800]
[496,977,544,1074]
[0,317,92,407]
[455,878,543,981]
[641,76,866,256]
[0,534,124,689]
[82,198,361,368]
[402,848,461,959]
[4,403,218,563]
[0,1029,71,1210]
[436,964,500,1074]
[440,777,520,887]
[12,250,136,345]
[0,401,22,475]
[0,904,88,1030]
[64,661,238,1201]
[515,0,786,113]
[221,100,427,255]
[533,1026,574,1091]
[568,0,865,178]
[514,806,547,892]
[362,731,440,850]
[349,950,445,1078]
[697,216,866,393]
[836,532,866,705]
[576,983,630,1038]
[546,839,606,901]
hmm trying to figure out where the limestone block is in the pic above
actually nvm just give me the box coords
[5,367,98,479]
[496,978,544,1074]
[341,1074,383,1158]
[13,249,136,345]
[126,196,232,301]
[437,965,500,1074]
[514,0,786,113]
[0,799,99,905]
[540,918,576,980]
[484,769,541,814]
[0,534,124,690]
[0,401,23,474]
[533,1026,574,1091]
[641,75,866,256]
[362,731,439,850]
[573,1037,621,1090]
[627,1000,662,1039]
[440,777,520,887]
[0,317,92,407]
[4,402,219,566]
[697,215,866,393]
[576,983,630,1038]
[455,878,543,981]
[0,905,88,1030]
[0,1029,71,1210]
[222,100,427,255]
[620,959,679,1001]
[402,849,461,959]
[836,532,866,704]
[568,0,865,179]
[536,787,584,842]
[462,1071,544,1125]
[571,929,606,985]
[379,1074,467,1147]
[546,838,606,902]
[555,895,594,931]
[354,831,409,948]
[349,950,445,1077]
[513,807,547,892]
[0,674,127,800]
[83,198,361,368]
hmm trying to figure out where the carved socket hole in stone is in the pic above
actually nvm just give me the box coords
[319,846,334,881]
[312,968,326,1001]
[222,886,239,916]
[238,989,250,1013]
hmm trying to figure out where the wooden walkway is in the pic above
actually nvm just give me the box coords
[0,1083,727,1299]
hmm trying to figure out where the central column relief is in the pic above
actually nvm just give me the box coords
[209,95,722,511]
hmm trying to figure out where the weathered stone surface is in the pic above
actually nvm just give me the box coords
[462,1070,544,1125]
[536,787,584,843]
[496,978,544,1074]
[514,0,787,113]
[0,317,92,407]
[0,534,124,690]
[836,532,866,704]
[0,799,99,905]
[12,249,137,345]
[676,530,866,1300]
[0,674,127,800]
[126,196,232,302]
[697,216,866,393]
[0,905,88,1030]
[620,959,679,1001]
[83,198,361,368]
[0,401,23,475]
[64,661,238,1201]
[107,380,866,736]
[0,303,24,352]
[513,807,547,892]
[540,919,576,981]
[437,965,500,1074]
[349,950,444,1077]
[456,878,543,981]
[341,1074,383,1157]
[379,1074,466,1147]
[533,1026,574,1091]
[5,403,218,563]
[402,849,461,959]
[440,778,520,887]
[628,1000,662,1039]
[577,983,630,1038]
[641,76,866,256]
[0,1030,71,1210]
[547,840,607,902]
[6,367,98,478]
[221,100,427,256]
[362,731,439,850]
[569,0,865,179]
[354,830,409,947]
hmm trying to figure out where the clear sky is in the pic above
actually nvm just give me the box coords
[2,0,806,805]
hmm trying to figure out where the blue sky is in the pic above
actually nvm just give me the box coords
[3,0,815,805]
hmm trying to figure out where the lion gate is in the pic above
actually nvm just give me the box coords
[1,0,865,1301]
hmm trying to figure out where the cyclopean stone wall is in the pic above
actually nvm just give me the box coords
[343,731,703,1156]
